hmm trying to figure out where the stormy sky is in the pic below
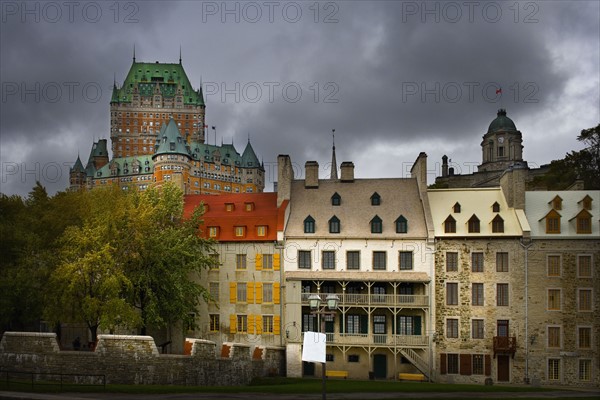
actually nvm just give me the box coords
[1,1,599,197]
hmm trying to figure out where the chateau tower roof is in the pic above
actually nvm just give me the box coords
[154,119,191,157]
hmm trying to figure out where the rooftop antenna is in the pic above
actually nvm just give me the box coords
[330,129,338,180]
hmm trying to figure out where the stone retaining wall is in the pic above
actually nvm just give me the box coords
[0,332,285,386]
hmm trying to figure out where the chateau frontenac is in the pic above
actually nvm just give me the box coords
[70,55,265,194]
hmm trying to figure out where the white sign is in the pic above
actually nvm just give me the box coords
[301,331,326,363]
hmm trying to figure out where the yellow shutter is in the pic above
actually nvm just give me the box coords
[274,315,281,335]
[248,314,255,334]
[255,282,263,304]
[273,253,280,271]
[247,282,255,304]
[229,315,236,333]
[255,254,263,270]
[274,282,280,304]
[256,315,263,335]
[229,282,237,303]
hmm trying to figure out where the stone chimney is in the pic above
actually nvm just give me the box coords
[305,161,319,188]
[442,155,448,177]
[500,162,528,210]
[340,161,355,182]
[277,155,293,207]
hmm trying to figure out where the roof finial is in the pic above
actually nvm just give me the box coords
[133,44,136,63]
[330,129,338,180]
[113,72,117,88]
[248,132,251,143]
[179,45,182,64]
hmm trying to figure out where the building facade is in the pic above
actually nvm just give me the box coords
[70,56,265,194]
[183,193,288,350]
[278,153,436,380]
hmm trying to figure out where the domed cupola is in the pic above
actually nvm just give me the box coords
[488,109,517,133]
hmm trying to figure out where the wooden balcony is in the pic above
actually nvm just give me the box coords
[302,332,428,347]
[302,293,429,308]
[493,336,517,358]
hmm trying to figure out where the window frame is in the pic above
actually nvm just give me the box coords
[547,326,561,349]
[370,215,383,234]
[468,215,480,233]
[446,319,459,339]
[395,215,408,233]
[547,255,561,277]
[236,254,247,270]
[298,250,312,269]
[304,216,315,234]
[547,288,561,311]
[322,250,336,270]
[472,319,485,339]
[492,215,504,233]
[472,283,484,306]
[446,282,458,306]
[446,252,458,272]
[372,251,387,270]
[577,255,592,278]
[577,288,592,312]
[328,216,340,234]
[496,252,509,272]
[331,192,341,206]
[444,215,456,233]
[472,252,484,272]
[496,283,509,306]
[398,251,413,271]
[346,250,360,270]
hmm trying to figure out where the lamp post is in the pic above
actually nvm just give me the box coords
[308,293,339,400]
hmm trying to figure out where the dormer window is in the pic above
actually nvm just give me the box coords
[550,195,562,210]
[208,226,219,238]
[371,193,381,206]
[234,226,246,237]
[572,210,592,234]
[331,192,341,206]
[257,226,267,237]
[543,209,561,234]
[492,215,504,233]
[492,202,500,213]
[370,215,382,233]
[444,215,456,233]
[225,203,234,212]
[453,202,461,213]
[304,216,315,234]
[329,216,340,234]
[468,215,480,233]
[395,215,408,233]
[580,195,593,211]
[245,202,255,212]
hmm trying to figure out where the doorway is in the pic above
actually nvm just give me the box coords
[497,355,510,382]
[373,354,387,379]
[303,361,315,376]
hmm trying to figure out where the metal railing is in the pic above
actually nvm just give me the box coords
[0,369,106,390]
[300,332,428,347]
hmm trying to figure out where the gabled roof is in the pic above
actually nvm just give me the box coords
[112,61,204,106]
[71,156,84,173]
[241,141,261,168]
[153,119,191,157]
[184,193,287,242]
[94,155,154,178]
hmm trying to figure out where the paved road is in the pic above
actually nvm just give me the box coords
[2,390,600,400]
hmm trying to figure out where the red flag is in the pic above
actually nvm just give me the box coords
[496,88,502,95]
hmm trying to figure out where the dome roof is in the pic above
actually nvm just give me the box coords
[488,109,517,133]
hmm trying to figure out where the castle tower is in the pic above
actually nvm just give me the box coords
[478,109,524,172]
[110,52,206,159]
[152,118,192,194]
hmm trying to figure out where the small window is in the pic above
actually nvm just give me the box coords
[547,255,561,277]
[472,319,484,339]
[575,210,592,234]
[468,215,480,233]
[245,202,254,211]
[550,195,562,210]
[578,327,591,349]
[492,202,500,212]
[331,192,341,206]
[346,251,360,270]
[548,326,561,348]
[329,216,340,233]
[497,283,509,306]
[209,314,220,332]
[326,354,334,362]
[579,359,592,381]
[348,355,360,362]
[373,251,386,270]
[371,215,382,233]
[578,289,592,311]
[236,254,247,270]
[257,225,267,236]
[395,215,408,233]
[547,289,561,310]
[453,202,461,213]
[472,354,484,375]
[496,252,509,272]
[263,284,273,303]
[398,251,413,270]
[237,314,248,333]
[370,192,381,206]
[472,252,484,272]
[548,359,560,381]
[580,195,593,210]
[472,283,484,306]
[578,255,592,277]
[263,254,273,270]
[444,215,456,233]
[446,252,458,272]
[299,250,312,269]
[446,319,459,338]
[208,226,219,238]
[492,215,504,233]
[322,251,336,270]
[225,203,235,212]
[446,283,458,305]
[304,216,315,234]
[234,226,246,237]
[447,353,459,374]
[237,283,247,303]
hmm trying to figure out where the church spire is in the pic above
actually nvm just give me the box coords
[133,44,136,63]
[330,129,338,180]
[179,45,182,64]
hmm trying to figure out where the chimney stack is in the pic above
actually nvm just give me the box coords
[305,161,319,188]
[340,161,355,182]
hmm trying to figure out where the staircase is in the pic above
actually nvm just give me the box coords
[399,348,429,378]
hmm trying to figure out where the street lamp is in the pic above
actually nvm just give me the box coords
[309,293,339,400]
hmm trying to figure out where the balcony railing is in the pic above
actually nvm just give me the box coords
[493,336,517,357]
[299,332,428,347]
[302,293,429,307]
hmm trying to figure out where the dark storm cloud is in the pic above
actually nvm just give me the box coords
[1,0,598,196]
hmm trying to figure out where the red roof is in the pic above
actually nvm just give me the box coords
[184,193,286,242]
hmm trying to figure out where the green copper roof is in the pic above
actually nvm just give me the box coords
[488,109,517,133]
[71,156,84,172]
[95,155,154,178]
[111,61,204,106]
[153,119,191,157]
[241,141,261,168]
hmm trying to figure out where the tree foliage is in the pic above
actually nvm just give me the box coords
[1,182,215,341]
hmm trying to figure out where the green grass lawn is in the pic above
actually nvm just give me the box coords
[0,376,559,395]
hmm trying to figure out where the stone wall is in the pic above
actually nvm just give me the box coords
[0,332,285,386]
